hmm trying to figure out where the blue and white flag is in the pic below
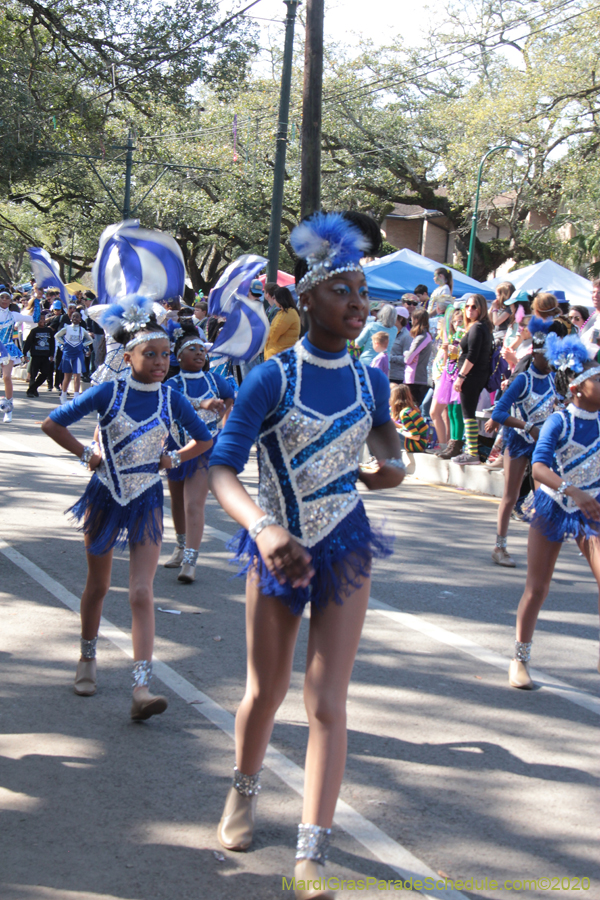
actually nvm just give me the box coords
[92,220,185,303]
[208,254,267,316]
[210,294,269,363]
[28,248,69,308]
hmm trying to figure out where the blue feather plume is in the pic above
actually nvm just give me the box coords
[290,212,369,270]
[528,315,554,336]
[97,293,156,336]
[544,332,589,373]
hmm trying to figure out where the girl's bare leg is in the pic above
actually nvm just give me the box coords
[302,575,371,826]
[235,575,302,774]
[61,374,72,392]
[73,373,81,392]
[2,361,13,400]
[497,452,528,538]
[184,465,209,550]
[128,536,162,667]
[167,479,186,535]
[515,527,562,643]
[576,536,600,636]
[80,537,113,648]
[430,399,448,446]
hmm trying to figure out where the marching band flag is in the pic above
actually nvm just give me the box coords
[92,220,185,303]
[210,293,270,363]
[28,248,69,308]
[208,254,267,316]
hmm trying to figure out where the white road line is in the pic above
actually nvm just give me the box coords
[3,432,600,717]
[0,539,465,900]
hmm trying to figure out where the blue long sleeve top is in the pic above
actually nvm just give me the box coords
[533,408,600,469]
[491,366,553,425]
[210,337,391,473]
[49,378,211,443]
[165,370,235,401]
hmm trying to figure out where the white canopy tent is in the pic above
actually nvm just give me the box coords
[482,259,593,307]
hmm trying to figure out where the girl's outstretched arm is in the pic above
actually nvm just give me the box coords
[209,464,314,588]
[41,418,102,469]
[360,420,405,490]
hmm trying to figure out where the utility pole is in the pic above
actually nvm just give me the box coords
[267,1,300,282]
[123,131,134,220]
[300,0,324,218]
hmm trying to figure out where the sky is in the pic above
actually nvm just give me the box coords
[244,0,441,52]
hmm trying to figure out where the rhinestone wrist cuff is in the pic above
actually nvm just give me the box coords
[248,514,279,541]
[80,446,94,469]
[385,457,406,471]
[557,480,572,496]
[296,823,332,865]
[167,450,182,469]
[232,765,262,797]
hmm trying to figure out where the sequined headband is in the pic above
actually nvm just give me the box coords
[125,331,168,351]
[297,263,364,295]
[176,338,207,359]
[570,366,600,387]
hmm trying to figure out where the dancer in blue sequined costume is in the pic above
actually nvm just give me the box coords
[509,332,600,690]
[485,316,564,568]
[0,290,33,423]
[209,212,405,899]
[41,296,213,720]
[163,321,235,583]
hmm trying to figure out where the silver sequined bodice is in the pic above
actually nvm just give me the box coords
[171,371,222,439]
[95,378,177,506]
[541,406,600,510]
[256,342,375,548]
[516,370,557,441]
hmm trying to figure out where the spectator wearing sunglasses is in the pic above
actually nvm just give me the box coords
[568,305,589,334]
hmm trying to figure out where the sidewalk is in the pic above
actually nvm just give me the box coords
[402,451,504,498]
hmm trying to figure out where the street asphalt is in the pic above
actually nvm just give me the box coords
[0,383,598,900]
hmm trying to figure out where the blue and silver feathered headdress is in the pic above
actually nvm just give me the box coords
[291,212,370,294]
[528,315,554,348]
[544,332,589,374]
[97,293,157,336]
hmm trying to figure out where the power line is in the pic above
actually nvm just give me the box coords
[322,0,590,106]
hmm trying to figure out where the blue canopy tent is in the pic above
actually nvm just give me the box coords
[363,250,495,301]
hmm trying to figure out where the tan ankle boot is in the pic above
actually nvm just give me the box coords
[164,546,185,568]
[217,786,257,851]
[177,563,196,583]
[131,687,168,720]
[74,658,97,696]
[508,659,533,689]
[294,859,335,899]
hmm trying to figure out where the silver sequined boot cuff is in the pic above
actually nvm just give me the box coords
[132,659,152,688]
[496,534,508,549]
[296,823,331,865]
[514,640,532,662]
[232,764,262,797]
[182,548,199,566]
[176,533,186,549]
[81,636,97,659]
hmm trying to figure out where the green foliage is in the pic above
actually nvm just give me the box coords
[2,0,600,287]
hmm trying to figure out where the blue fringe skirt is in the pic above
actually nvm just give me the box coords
[523,487,600,543]
[504,427,534,460]
[228,501,393,615]
[68,474,163,555]
[166,451,210,482]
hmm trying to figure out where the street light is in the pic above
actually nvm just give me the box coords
[466,143,525,278]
